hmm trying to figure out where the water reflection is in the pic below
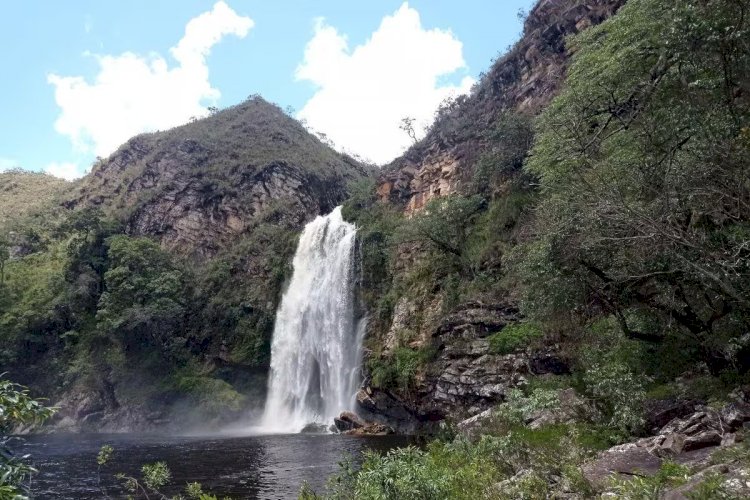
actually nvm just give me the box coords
[19,432,408,499]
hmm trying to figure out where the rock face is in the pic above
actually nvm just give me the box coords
[378,0,626,214]
[360,302,569,431]
[423,303,568,421]
[68,97,371,259]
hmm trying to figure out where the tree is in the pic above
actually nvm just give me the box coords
[399,117,418,144]
[397,195,486,277]
[519,0,750,371]
[96,236,187,356]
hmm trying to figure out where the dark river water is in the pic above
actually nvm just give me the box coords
[17,432,409,499]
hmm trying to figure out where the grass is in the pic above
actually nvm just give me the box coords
[487,322,543,355]
[0,169,69,231]
[70,97,372,220]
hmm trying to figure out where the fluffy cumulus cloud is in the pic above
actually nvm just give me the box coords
[44,161,80,181]
[48,1,253,160]
[296,3,475,164]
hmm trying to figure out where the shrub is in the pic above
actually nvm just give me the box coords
[583,362,647,436]
[487,322,543,355]
[368,347,436,392]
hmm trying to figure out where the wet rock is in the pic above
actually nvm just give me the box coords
[355,387,423,434]
[345,423,394,436]
[300,423,329,434]
[334,411,366,432]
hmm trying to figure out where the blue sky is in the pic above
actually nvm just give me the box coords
[0,1,535,179]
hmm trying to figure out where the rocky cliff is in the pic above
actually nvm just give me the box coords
[356,0,628,432]
[378,0,626,214]
[68,97,372,259]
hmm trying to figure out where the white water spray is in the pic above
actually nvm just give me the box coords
[259,206,363,433]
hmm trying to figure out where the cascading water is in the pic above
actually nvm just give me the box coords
[259,206,364,433]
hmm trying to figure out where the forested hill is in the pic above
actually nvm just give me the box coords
[335,0,750,495]
[68,96,372,259]
[0,96,371,431]
[2,0,750,495]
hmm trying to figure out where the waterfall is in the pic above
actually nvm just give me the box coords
[259,206,363,433]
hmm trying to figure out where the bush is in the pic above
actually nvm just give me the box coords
[369,347,435,392]
[487,322,543,355]
[0,378,55,497]
[583,362,647,436]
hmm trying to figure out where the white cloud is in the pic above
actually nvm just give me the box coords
[48,1,253,158]
[44,161,80,181]
[296,3,475,165]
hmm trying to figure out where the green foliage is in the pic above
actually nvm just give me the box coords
[312,421,609,499]
[517,0,750,374]
[491,388,562,427]
[96,444,113,466]
[141,462,171,491]
[170,373,246,419]
[395,195,486,276]
[583,362,647,436]
[0,378,55,499]
[341,179,404,326]
[472,112,534,195]
[98,446,223,499]
[192,218,298,367]
[368,347,436,392]
[487,322,543,355]
[97,235,188,356]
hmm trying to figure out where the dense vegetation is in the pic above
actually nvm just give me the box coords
[2,0,750,496]
[326,0,750,497]
[0,97,369,426]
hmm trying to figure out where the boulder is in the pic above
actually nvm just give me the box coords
[355,387,423,434]
[719,401,750,429]
[345,422,394,436]
[334,411,366,432]
[683,430,723,451]
[644,398,702,433]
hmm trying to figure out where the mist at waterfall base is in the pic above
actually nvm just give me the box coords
[258,206,365,433]
[18,208,400,499]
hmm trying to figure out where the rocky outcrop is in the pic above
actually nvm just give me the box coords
[378,0,626,213]
[361,302,569,431]
[334,411,395,436]
[584,395,750,492]
[421,303,568,420]
[68,97,371,259]
[355,387,432,435]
